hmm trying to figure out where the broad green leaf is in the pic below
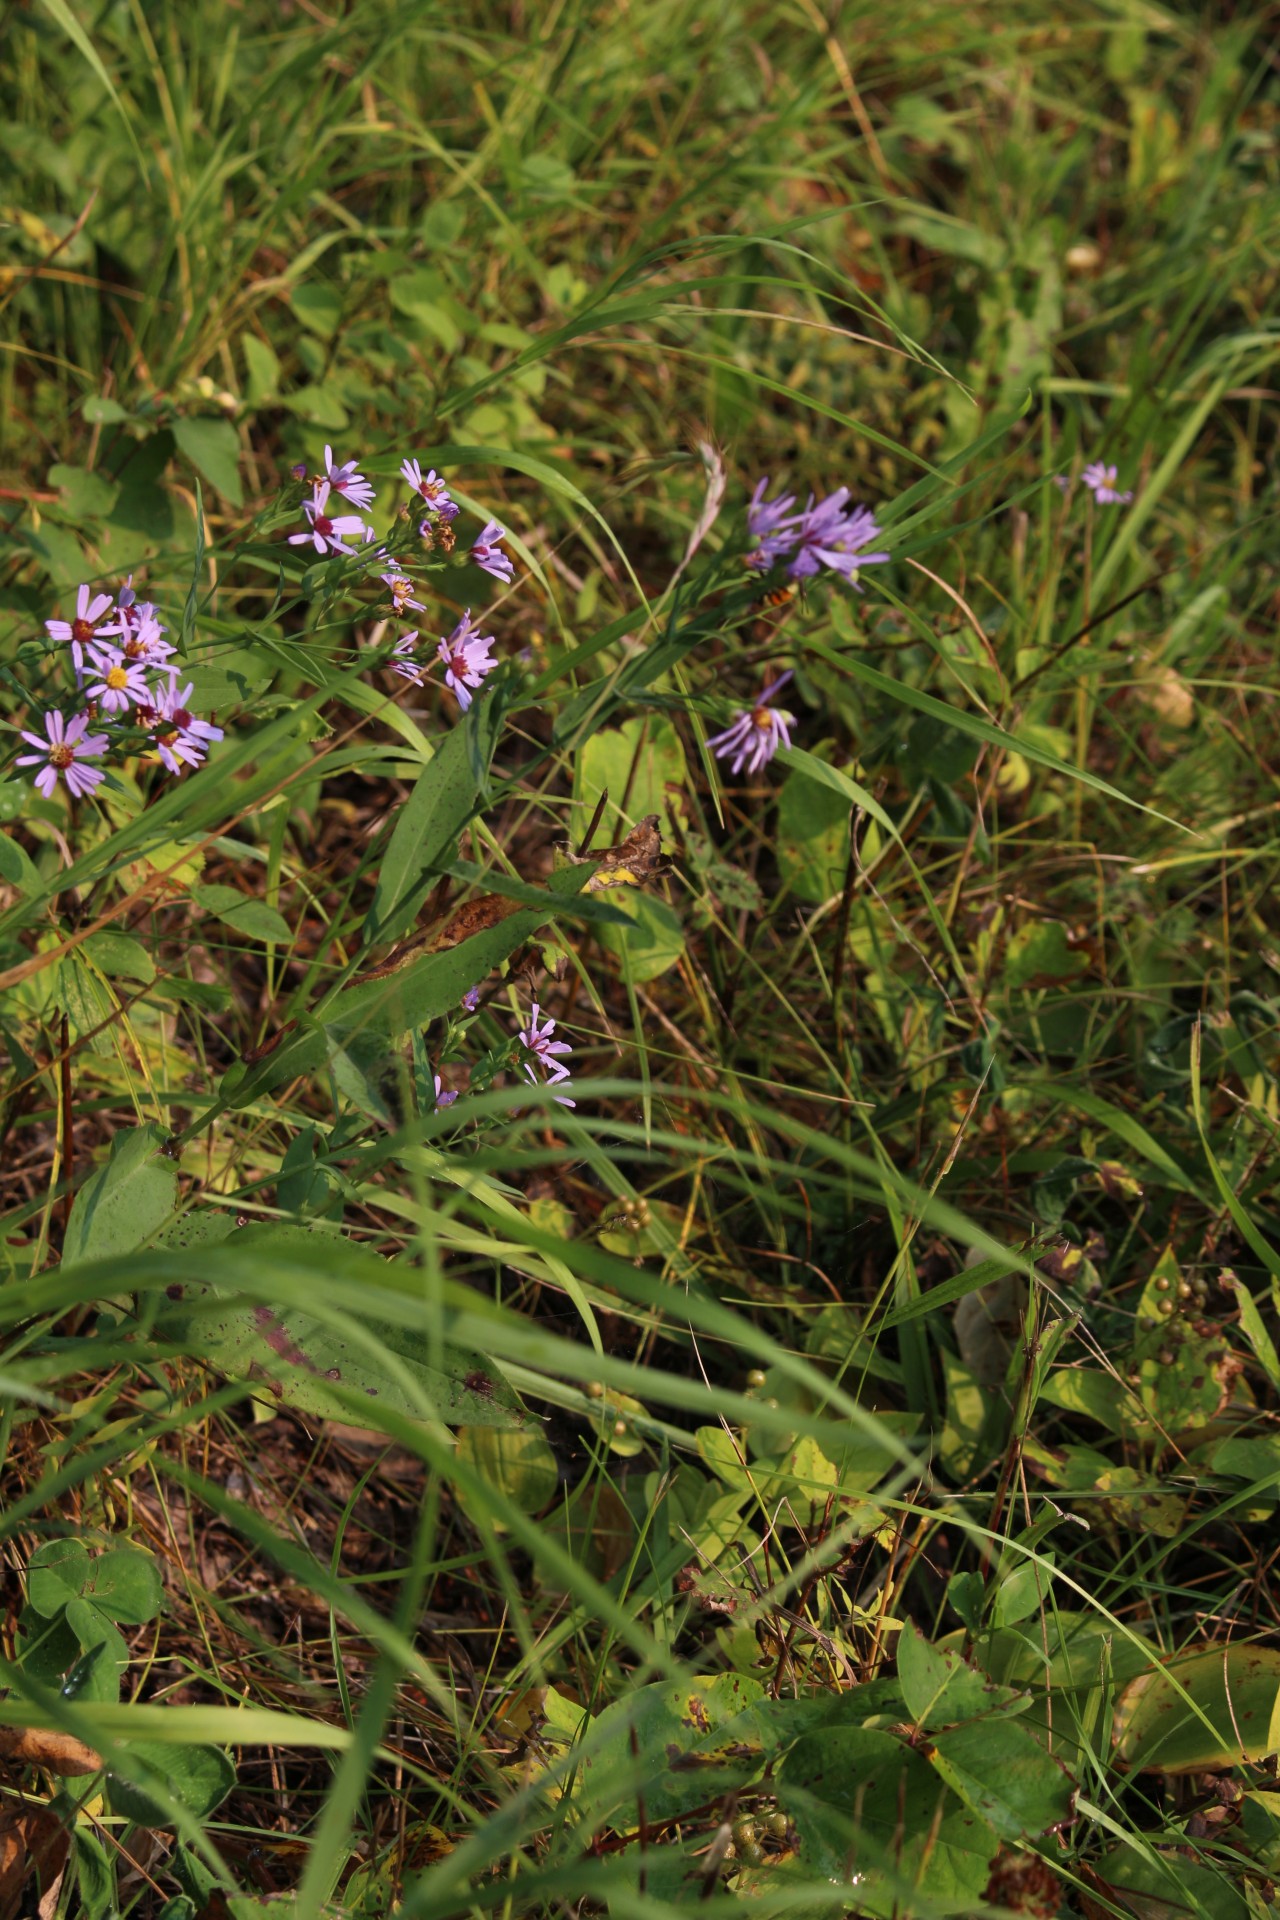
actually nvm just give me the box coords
[777,762,850,903]
[17,1604,123,1705]
[1088,1844,1249,1920]
[1005,921,1088,988]
[572,714,686,843]
[926,1719,1074,1842]
[82,930,156,983]
[28,1540,162,1626]
[107,1740,235,1826]
[1112,1644,1280,1773]
[62,1124,179,1270]
[782,1725,999,1909]
[172,416,243,508]
[456,1426,558,1521]
[336,867,592,1044]
[194,883,292,944]
[365,720,491,945]
[570,1674,770,1830]
[897,1620,1028,1730]
[157,1225,526,1429]
[597,887,684,983]
[47,462,118,517]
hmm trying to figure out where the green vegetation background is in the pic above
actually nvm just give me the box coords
[2,2,1280,1917]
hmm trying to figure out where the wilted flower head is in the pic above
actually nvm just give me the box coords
[437,610,497,711]
[150,681,224,775]
[17,710,110,799]
[45,583,114,672]
[707,671,795,778]
[471,519,514,584]
[433,1074,458,1110]
[291,462,309,481]
[391,631,430,686]
[288,480,373,556]
[1081,461,1133,505]
[787,490,889,584]
[323,446,376,511]
[83,643,153,714]
[518,1001,575,1108]
[400,460,456,516]
[461,984,481,1013]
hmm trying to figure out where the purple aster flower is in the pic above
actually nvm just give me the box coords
[381,571,424,615]
[437,610,497,711]
[518,1001,575,1108]
[83,643,154,714]
[1081,462,1133,505]
[707,671,796,777]
[119,613,180,677]
[433,1074,458,1110]
[45,583,114,675]
[400,460,456,515]
[461,984,481,1013]
[471,519,514,584]
[323,446,376,511]
[391,631,430,686]
[16,710,110,800]
[288,481,373,557]
[787,490,889,585]
[100,580,166,646]
[149,681,224,775]
[744,476,801,570]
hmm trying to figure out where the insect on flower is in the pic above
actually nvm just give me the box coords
[16,710,110,799]
[707,671,796,778]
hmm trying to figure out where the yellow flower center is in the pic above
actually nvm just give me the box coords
[106,666,129,690]
[49,744,75,769]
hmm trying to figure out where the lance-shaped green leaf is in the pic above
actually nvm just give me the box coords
[62,1125,179,1271]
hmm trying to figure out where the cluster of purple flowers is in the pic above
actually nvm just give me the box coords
[430,989,575,1117]
[745,478,890,585]
[287,448,515,713]
[18,579,224,801]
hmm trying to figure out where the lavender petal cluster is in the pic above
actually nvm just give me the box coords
[1081,461,1133,505]
[746,478,890,586]
[518,1002,575,1108]
[19,578,225,801]
[708,672,796,778]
